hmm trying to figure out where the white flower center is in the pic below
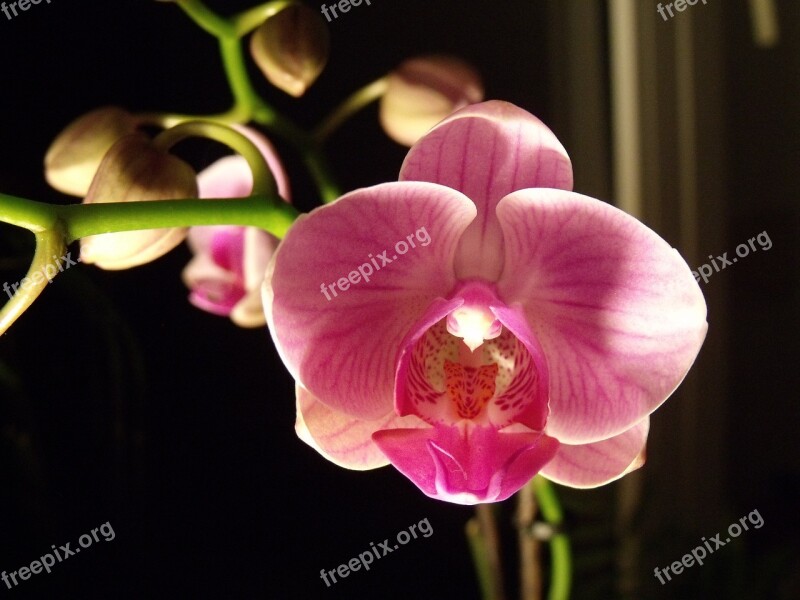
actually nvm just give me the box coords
[446,306,502,352]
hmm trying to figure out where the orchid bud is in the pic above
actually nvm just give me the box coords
[379,56,484,146]
[249,3,330,97]
[80,133,198,270]
[44,106,139,197]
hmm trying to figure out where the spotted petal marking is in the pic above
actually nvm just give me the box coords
[444,360,499,420]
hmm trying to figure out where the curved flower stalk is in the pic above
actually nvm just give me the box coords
[78,121,286,272]
[183,128,291,327]
[0,228,65,336]
[264,100,708,504]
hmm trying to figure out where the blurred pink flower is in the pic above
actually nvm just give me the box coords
[265,101,707,504]
[182,127,290,328]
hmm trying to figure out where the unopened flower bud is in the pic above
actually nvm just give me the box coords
[44,106,139,196]
[379,56,483,146]
[80,133,198,270]
[249,3,330,97]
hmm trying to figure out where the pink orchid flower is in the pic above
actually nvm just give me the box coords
[264,101,707,504]
[182,127,290,328]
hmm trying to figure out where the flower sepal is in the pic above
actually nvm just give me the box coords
[80,133,197,270]
[44,106,139,197]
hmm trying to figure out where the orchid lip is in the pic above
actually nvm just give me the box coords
[372,424,560,504]
[395,280,550,432]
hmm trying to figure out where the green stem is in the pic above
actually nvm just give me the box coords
[138,108,247,129]
[0,195,59,233]
[231,0,293,37]
[517,481,543,600]
[218,35,261,117]
[467,516,501,600]
[178,0,235,37]
[0,188,297,335]
[142,107,342,203]
[532,477,572,600]
[466,505,507,600]
[152,120,278,197]
[0,228,66,335]
[58,197,298,242]
[0,193,298,244]
[176,0,342,202]
[215,7,342,202]
[312,77,390,144]
[247,109,341,203]
[466,518,493,600]
[302,152,342,203]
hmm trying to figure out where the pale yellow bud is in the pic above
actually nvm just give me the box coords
[44,106,138,197]
[80,134,198,270]
[379,56,484,146]
[249,3,330,97]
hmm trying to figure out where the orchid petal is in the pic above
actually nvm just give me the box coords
[242,227,275,292]
[539,418,649,488]
[496,188,708,443]
[182,253,241,316]
[183,227,275,326]
[224,228,276,327]
[185,225,218,254]
[399,100,573,280]
[230,288,268,327]
[373,425,559,504]
[296,385,425,470]
[197,156,254,199]
[182,226,245,316]
[264,182,476,419]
